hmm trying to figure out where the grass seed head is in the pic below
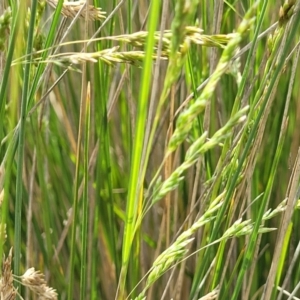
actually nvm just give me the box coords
[0,248,16,300]
[46,0,106,20]
[20,268,58,300]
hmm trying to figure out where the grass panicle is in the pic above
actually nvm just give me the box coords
[168,2,258,153]
[46,0,106,20]
[0,249,57,300]
[0,7,11,51]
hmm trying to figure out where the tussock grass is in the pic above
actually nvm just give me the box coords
[0,0,300,299]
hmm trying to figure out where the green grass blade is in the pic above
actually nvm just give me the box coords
[14,0,38,283]
[118,0,161,298]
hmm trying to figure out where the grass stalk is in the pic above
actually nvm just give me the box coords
[118,0,161,298]
[67,14,88,299]
[230,13,300,299]
[14,0,38,288]
[80,83,91,300]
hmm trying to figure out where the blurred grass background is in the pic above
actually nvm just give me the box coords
[0,0,300,299]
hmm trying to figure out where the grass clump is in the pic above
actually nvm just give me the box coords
[0,0,300,299]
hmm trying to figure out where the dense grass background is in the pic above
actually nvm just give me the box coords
[0,0,300,299]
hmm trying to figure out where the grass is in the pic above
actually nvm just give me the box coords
[0,0,300,299]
